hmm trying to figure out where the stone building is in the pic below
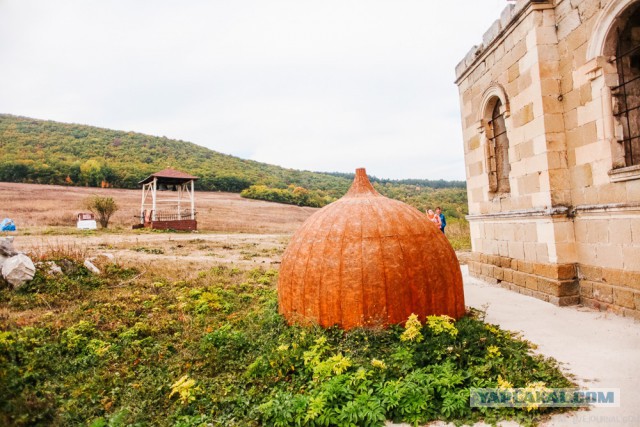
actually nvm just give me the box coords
[455,0,640,318]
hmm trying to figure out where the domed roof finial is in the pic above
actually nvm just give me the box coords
[345,168,380,198]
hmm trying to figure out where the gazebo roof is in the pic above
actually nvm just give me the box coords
[139,168,199,185]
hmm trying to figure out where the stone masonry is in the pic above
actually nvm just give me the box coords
[455,0,640,319]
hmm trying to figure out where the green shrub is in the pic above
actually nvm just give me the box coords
[241,184,334,207]
[84,195,119,228]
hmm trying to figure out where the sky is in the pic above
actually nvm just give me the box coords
[0,0,508,180]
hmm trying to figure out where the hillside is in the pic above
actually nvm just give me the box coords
[0,114,351,193]
[0,114,468,217]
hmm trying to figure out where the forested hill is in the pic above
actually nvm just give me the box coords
[0,114,352,193]
[0,114,468,215]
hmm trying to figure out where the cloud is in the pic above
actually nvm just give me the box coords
[0,0,507,180]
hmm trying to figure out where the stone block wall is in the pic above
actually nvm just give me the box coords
[456,0,640,320]
[467,252,580,306]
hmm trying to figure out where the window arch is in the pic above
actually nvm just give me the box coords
[478,84,512,195]
[587,0,638,60]
[613,4,640,166]
[588,0,640,172]
[488,99,511,193]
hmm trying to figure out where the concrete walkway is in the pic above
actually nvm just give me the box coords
[461,265,640,427]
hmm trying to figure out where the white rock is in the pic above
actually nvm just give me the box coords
[83,259,101,274]
[0,238,17,257]
[89,253,115,262]
[0,238,19,273]
[2,254,36,288]
[41,261,63,275]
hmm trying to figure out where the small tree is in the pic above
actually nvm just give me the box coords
[85,195,119,228]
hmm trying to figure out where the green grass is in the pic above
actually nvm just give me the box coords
[0,259,573,426]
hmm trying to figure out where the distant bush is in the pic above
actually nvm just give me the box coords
[205,175,254,192]
[241,185,334,208]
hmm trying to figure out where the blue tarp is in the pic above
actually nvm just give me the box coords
[0,218,16,231]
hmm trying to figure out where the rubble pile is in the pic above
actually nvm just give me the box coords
[0,237,108,290]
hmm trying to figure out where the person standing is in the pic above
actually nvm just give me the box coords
[426,209,441,229]
[436,207,446,234]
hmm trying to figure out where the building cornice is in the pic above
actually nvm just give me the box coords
[466,202,640,221]
[454,0,554,85]
[574,202,640,215]
[466,206,570,221]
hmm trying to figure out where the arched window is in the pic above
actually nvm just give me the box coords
[487,99,511,194]
[613,4,640,166]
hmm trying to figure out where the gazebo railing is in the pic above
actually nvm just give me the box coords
[139,210,197,223]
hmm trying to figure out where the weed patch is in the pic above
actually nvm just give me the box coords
[131,246,165,255]
[0,264,573,426]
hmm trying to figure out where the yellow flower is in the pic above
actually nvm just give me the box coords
[312,353,352,380]
[426,315,458,337]
[277,344,289,352]
[371,358,387,370]
[487,345,501,358]
[400,313,424,342]
[484,324,500,335]
[169,375,200,404]
[497,375,513,390]
[523,381,552,411]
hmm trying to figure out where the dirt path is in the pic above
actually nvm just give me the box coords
[11,232,290,282]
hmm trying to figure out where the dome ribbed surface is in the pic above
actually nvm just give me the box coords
[278,168,465,329]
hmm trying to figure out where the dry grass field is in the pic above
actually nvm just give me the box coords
[0,182,320,282]
[0,182,317,233]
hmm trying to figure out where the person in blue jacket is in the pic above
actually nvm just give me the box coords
[435,207,446,234]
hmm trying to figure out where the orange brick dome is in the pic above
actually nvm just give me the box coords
[278,168,465,329]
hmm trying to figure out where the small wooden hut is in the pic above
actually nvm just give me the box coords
[136,168,199,231]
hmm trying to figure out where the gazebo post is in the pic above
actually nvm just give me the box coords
[140,183,147,224]
[152,177,157,221]
[190,179,195,220]
[177,183,182,220]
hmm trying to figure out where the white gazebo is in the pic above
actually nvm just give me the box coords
[136,168,199,231]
